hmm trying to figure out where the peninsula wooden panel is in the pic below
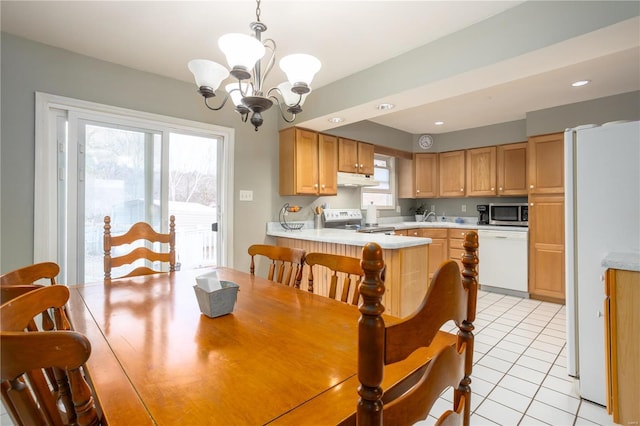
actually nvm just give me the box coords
[276,237,429,318]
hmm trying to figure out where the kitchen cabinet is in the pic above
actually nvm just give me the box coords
[605,268,639,426]
[405,228,448,281]
[448,228,476,273]
[528,194,565,302]
[466,146,497,196]
[528,132,564,194]
[414,153,438,198]
[497,142,528,196]
[279,128,337,196]
[338,138,374,175]
[438,150,465,197]
[397,157,414,199]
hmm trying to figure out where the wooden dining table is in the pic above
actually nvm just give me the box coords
[66,267,455,425]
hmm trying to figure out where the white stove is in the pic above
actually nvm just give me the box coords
[322,208,396,234]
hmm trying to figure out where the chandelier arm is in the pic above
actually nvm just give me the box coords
[267,86,302,108]
[257,39,277,92]
[203,92,230,111]
[269,95,297,123]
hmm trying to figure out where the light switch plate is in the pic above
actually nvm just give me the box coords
[239,190,253,201]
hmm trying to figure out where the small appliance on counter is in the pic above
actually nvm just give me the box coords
[476,205,489,225]
[489,202,528,226]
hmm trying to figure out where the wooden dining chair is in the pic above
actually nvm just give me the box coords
[0,261,61,333]
[0,285,101,426]
[248,244,306,288]
[0,261,60,286]
[355,231,478,426]
[305,252,363,305]
[103,215,177,280]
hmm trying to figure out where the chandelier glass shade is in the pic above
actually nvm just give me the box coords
[188,0,321,131]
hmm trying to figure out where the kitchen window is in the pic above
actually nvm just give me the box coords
[361,154,396,209]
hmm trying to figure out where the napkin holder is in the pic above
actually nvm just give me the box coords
[193,273,239,318]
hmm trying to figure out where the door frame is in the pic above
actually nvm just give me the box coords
[34,92,235,284]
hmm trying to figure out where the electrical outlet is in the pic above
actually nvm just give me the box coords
[239,190,253,201]
[430,205,435,212]
[461,204,467,212]
[396,205,401,213]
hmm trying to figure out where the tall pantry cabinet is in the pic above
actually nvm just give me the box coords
[527,132,565,302]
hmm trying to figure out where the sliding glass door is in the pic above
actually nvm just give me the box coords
[34,94,232,285]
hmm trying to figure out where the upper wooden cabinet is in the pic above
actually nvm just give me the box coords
[438,150,466,197]
[279,128,337,196]
[397,157,415,199]
[466,146,497,196]
[317,134,338,195]
[497,142,528,196]
[528,132,564,194]
[338,138,374,175]
[414,153,438,198]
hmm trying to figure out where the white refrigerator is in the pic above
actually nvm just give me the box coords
[564,120,640,405]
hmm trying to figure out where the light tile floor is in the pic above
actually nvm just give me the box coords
[0,290,618,426]
[418,289,618,426]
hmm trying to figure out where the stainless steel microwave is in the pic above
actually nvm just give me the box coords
[489,203,528,226]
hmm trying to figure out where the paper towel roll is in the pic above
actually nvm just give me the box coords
[366,204,377,225]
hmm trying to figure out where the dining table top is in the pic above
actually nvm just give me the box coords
[66,267,454,425]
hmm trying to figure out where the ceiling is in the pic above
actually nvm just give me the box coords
[2,1,639,134]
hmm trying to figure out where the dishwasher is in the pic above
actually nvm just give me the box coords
[478,229,528,295]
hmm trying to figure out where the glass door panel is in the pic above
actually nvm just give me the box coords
[81,121,161,282]
[168,133,219,270]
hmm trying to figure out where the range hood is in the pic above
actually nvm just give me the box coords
[337,172,379,187]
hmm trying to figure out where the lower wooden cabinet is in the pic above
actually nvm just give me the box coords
[528,194,565,302]
[421,229,448,281]
[605,268,640,425]
[448,228,476,272]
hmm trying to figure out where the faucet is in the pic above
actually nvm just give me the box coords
[422,211,436,222]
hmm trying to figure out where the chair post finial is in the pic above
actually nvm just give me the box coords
[357,242,385,426]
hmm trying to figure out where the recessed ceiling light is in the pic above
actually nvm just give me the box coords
[435,121,444,126]
[328,117,344,124]
[572,80,591,87]
[376,103,395,111]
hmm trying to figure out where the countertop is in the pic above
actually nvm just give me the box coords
[267,220,527,249]
[601,251,640,272]
[266,226,432,249]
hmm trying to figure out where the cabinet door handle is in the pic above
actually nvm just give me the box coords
[499,187,503,191]
[354,163,358,168]
[321,184,325,189]
[530,184,534,189]
[314,183,318,188]
[460,188,464,192]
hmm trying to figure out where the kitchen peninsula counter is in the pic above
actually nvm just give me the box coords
[266,226,432,249]
[267,223,431,318]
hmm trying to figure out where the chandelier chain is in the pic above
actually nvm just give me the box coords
[255,0,261,22]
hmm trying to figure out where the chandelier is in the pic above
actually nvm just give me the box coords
[188,0,321,131]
